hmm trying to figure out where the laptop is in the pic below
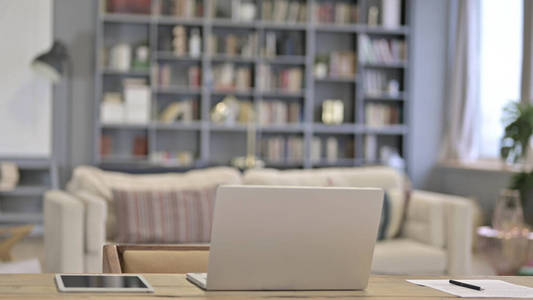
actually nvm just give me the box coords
[187,185,383,291]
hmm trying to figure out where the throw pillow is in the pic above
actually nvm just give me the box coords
[113,186,217,243]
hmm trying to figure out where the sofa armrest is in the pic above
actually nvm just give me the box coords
[403,190,473,275]
[44,190,84,273]
[74,191,108,273]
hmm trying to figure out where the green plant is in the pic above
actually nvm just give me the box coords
[509,170,533,210]
[500,102,533,164]
[500,102,533,221]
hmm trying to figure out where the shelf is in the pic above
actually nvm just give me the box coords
[210,55,256,63]
[313,123,360,134]
[257,90,305,98]
[100,123,149,130]
[211,19,256,28]
[155,86,202,95]
[156,16,203,26]
[100,155,150,165]
[365,26,410,35]
[263,161,305,168]
[315,23,364,33]
[209,123,248,132]
[101,13,152,24]
[156,52,202,61]
[96,1,411,173]
[260,56,306,65]
[314,76,357,83]
[0,186,48,197]
[259,124,305,133]
[100,68,150,76]
[259,21,307,30]
[0,157,52,169]
[312,158,356,167]
[364,125,408,135]
[362,61,407,69]
[211,90,255,98]
[365,93,406,101]
[153,121,203,130]
[0,212,43,223]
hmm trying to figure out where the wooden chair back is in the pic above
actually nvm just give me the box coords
[103,244,210,273]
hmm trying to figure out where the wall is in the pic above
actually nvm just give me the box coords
[0,1,52,157]
[429,165,512,222]
[53,0,96,185]
[407,0,448,189]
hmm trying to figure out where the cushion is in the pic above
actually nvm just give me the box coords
[113,187,217,243]
[372,239,447,275]
[402,192,445,248]
[243,166,408,239]
[122,250,209,273]
[243,166,405,190]
[66,166,242,240]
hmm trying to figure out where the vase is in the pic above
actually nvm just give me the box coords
[492,189,525,231]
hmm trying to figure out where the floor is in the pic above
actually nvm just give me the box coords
[12,237,44,270]
[9,237,497,275]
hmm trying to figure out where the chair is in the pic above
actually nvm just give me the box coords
[0,225,34,261]
[102,244,210,273]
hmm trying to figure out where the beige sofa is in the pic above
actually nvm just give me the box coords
[44,166,473,275]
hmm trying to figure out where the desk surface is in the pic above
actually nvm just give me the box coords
[1,274,531,299]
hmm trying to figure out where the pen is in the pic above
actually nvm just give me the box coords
[449,280,483,291]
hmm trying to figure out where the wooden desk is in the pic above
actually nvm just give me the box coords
[0,274,531,299]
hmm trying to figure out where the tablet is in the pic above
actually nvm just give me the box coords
[55,274,154,293]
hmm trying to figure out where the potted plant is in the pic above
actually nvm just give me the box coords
[500,102,533,225]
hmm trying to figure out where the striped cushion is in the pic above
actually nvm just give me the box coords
[113,187,217,243]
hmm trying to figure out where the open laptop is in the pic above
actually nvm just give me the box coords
[187,185,383,291]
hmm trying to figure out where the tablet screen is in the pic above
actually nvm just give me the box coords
[59,274,149,289]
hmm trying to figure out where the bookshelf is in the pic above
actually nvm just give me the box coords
[0,157,58,236]
[95,0,411,170]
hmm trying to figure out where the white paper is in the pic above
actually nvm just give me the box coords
[407,279,533,298]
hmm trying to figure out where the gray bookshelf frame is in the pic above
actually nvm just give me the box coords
[94,0,411,171]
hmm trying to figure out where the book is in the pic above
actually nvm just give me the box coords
[365,135,377,162]
[288,1,300,23]
[314,1,358,24]
[262,0,273,20]
[124,82,150,124]
[188,66,201,87]
[258,64,303,93]
[0,162,19,191]
[311,137,321,163]
[262,136,304,163]
[365,103,401,126]
[212,63,252,91]
[326,137,338,162]
[359,34,407,64]
[100,135,113,157]
[133,135,148,156]
[258,100,301,125]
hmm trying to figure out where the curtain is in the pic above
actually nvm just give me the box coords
[522,0,533,104]
[441,0,481,161]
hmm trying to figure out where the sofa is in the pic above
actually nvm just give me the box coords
[44,165,473,275]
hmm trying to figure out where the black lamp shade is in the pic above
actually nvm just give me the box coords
[31,41,68,82]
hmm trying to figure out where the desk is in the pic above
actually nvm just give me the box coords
[0,274,531,299]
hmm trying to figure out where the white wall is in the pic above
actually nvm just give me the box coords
[0,0,52,157]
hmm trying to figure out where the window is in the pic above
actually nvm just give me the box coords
[478,0,523,158]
